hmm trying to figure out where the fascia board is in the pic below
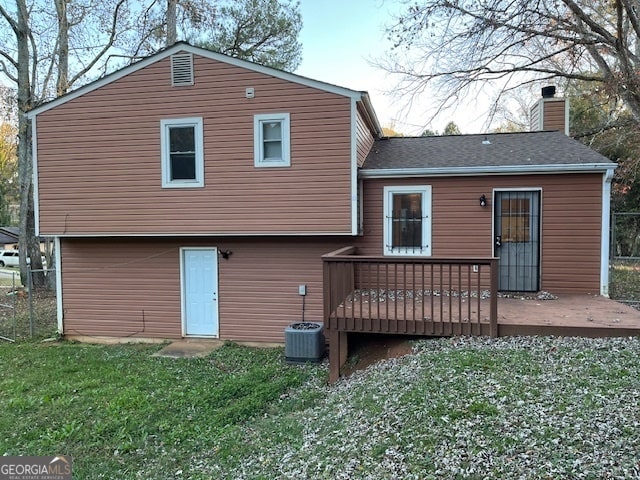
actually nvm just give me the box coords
[359,163,617,178]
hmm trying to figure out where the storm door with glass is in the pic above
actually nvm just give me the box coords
[494,190,541,291]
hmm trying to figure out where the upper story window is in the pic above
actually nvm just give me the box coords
[160,117,204,188]
[254,113,290,167]
[383,186,431,256]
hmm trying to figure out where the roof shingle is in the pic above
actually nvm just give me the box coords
[362,131,613,171]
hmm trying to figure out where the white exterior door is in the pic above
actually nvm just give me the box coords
[181,248,219,337]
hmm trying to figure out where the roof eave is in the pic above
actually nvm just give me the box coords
[359,163,617,178]
[359,92,383,138]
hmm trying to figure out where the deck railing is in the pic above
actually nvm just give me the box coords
[322,247,498,382]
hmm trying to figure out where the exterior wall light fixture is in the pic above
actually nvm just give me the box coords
[479,194,487,207]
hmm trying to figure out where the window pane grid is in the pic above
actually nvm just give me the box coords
[263,141,283,160]
[169,126,195,152]
[383,186,431,256]
[262,121,283,161]
[501,198,530,242]
[391,193,423,249]
[170,153,196,180]
[168,126,197,181]
[263,122,282,140]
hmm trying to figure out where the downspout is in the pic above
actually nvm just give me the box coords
[600,168,615,296]
[31,116,40,237]
[55,236,63,335]
[350,98,358,235]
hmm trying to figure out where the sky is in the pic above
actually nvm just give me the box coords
[0,0,488,133]
[296,0,488,135]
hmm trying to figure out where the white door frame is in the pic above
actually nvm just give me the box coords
[180,247,219,337]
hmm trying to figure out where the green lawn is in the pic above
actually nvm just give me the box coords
[0,342,323,479]
[1,337,639,479]
[610,261,640,302]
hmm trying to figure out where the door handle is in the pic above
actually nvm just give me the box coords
[495,235,502,248]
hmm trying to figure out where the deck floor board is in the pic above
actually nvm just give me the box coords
[329,293,640,335]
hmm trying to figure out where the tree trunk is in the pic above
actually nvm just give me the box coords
[55,0,69,96]
[167,0,177,46]
[16,0,45,289]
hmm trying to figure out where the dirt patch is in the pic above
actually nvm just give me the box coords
[341,334,419,377]
[153,340,225,358]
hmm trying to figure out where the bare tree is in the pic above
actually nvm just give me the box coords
[382,0,640,126]
[0,0,142,288]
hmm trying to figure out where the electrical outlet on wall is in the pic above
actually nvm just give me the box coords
[298,285,306,296]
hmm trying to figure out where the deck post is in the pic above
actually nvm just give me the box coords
[490,258,498,337]
[322,249,500,380]
[328,329,347,383]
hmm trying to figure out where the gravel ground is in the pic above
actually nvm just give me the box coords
[193,336,640,479]
[346,289,558,302]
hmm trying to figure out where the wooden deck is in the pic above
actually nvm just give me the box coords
[323,247,640,383]
[327,289,494,337]
[496,294,640,336]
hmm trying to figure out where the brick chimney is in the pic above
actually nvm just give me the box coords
[529,86,569,135]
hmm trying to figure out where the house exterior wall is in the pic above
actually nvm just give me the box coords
[540,99,567,133]
[356,105,375,167]
[35,52,355,236]
[356,173,603,294]
[530,98,567,133]
[60,237,347,342]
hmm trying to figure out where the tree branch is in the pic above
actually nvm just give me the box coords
[561,0,618,44]
[0,3,20,34]
[0,59,17,84]
[620,0,640,40]
[68,0,127,86]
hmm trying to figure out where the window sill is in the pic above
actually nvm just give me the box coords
[161,181,205,189]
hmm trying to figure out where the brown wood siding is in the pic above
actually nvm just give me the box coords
[541,99,566,132]
[36,54,354,236]
[60,237,349,342]
[530,98,566,133]
[356,106,375,167]
[355,173,603,293]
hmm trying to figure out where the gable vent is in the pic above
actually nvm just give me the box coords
[171,53,194,86]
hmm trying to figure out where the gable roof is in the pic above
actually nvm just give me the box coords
[27,42,382,135]
[360,131,616,177]
[0,227,18,245]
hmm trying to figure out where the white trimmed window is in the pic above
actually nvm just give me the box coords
[161,117,204,188]
[383,186,432,256]
[254,113,290,167]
